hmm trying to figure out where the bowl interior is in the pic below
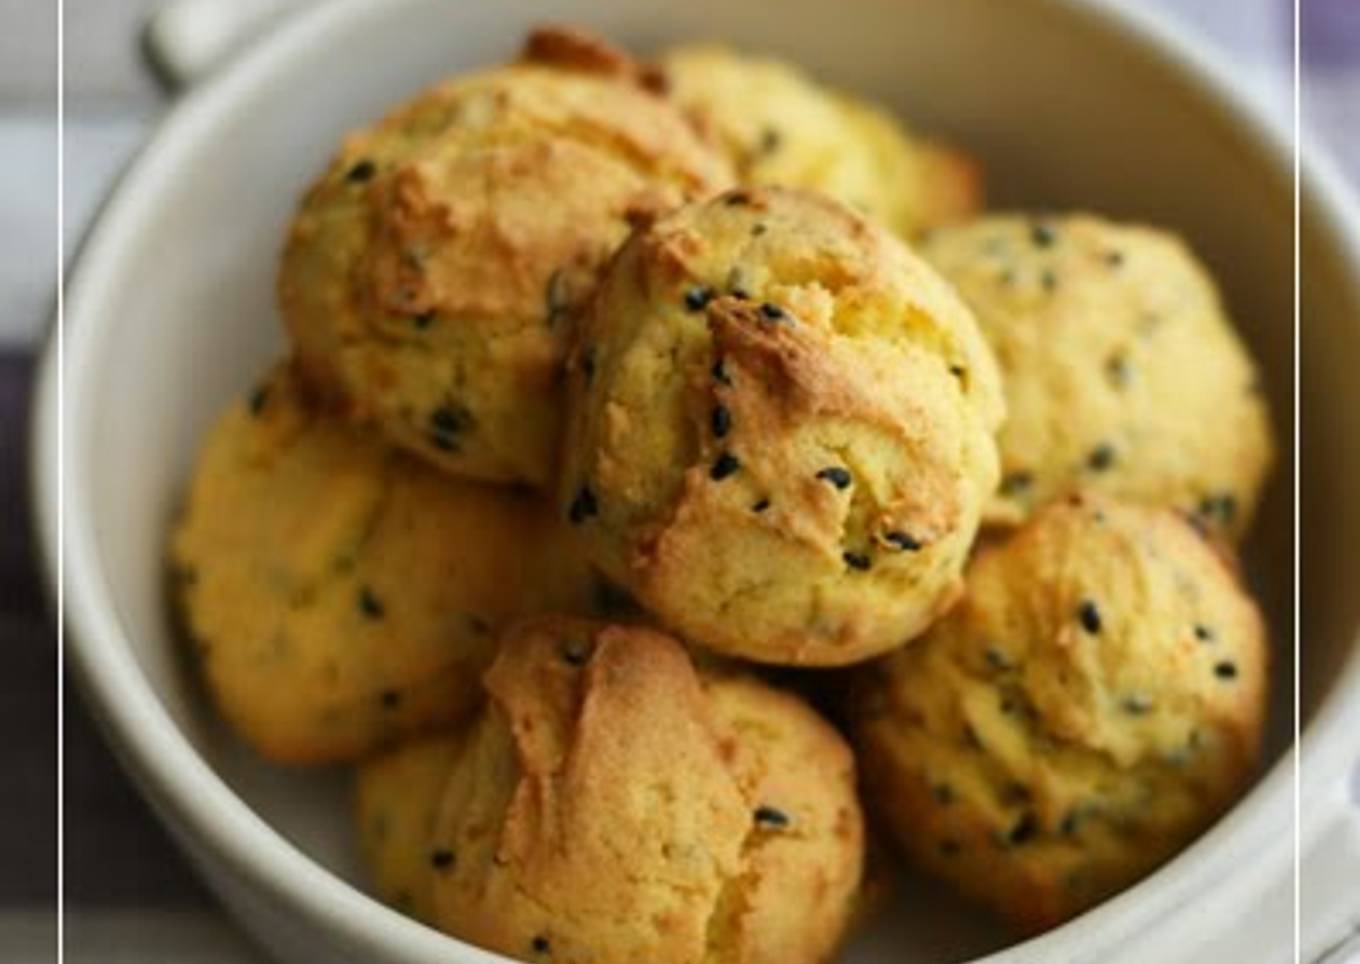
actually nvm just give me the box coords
[62,0,1348,961]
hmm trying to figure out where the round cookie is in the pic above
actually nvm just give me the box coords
[560,186,1004,666]
[853,493,1268,932]
[279,27,733,487]
[920,213,1274,540]
[170,363,598,764]
[413,615,864,964]
[660,44,981,237]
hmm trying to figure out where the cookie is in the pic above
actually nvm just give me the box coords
[354,731,460,924]
[560,187,1004,665]
[853,493,1268,931]
[920,213,1273,540]
[660,44,981,237]
[170,363,598,764]
[279,27,733,487]
[371,615,865,964]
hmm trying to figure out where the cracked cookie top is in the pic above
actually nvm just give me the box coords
[279,27,733,487]
[560,186,1004,665]
[357,615,864,964]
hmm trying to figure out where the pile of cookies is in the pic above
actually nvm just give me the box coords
[170,25,1274,962]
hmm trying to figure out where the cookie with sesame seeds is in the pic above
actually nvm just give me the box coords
[560,186,1004,666]
[852,493,1268,932]
[920,213,1274,541]
[395,615,863,964]
[279,26,732,487]
[660,43,982,237]
[354,731,461,924]
[169,363,597,764]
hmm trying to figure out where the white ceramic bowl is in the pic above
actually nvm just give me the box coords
[35,0,1360,961]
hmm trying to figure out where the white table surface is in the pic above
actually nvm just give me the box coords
[1,1,1352,962]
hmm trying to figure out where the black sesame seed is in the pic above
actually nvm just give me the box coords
[1198,493,1238,526]
[984,647,1012,671]
[345,159,376,183]
[359,587,385,620]
[1106,354,1131,388]
[380,689,401,709]
[751,222,768,236]
[711,405,732,439]
[1031,222,1057,247]
[884,531,922,552]
[1195,624,1215,643]
[754,806,790,828]
[1000,471,1033,496]
[428,405,470,452]
[759,301,786,322]
[1087,443,1116,471]
[724,190,751,207]
[1078,599,1102,634]
[949,365,967,379]
[562,639,591,667]
[843,551,872,571]
[816,466,852,490]
[413,310,437,330]
[932,783,955,805]
[711,358,732,386]
[685,285,715,311]
[1006,812,1039,846]
[568,486,598,524]
[430,848,455,870]
[531,936,551,955]
[1105,250,1126,268]
[248,384,270,415]
[758,127,782,154]
[1214,661,1238,680]
[710,452,740,480]
[752,498,771,513]
[1121,694,1155,715]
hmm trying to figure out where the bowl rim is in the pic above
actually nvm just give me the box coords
[34,0,1360,960]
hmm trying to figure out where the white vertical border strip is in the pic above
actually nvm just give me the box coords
[1292,0,1301,959]
[56,0,65,959]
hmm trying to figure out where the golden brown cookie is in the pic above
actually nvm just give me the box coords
[853,493,1268,932]
[660,44,981,237]
[279,27,733,487]
[385,615,864,964]
[920,213,1273,540]
[170,363,597,764]
[560,187,1004,666]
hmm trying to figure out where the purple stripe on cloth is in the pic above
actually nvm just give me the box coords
[1303,0,1360,66]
